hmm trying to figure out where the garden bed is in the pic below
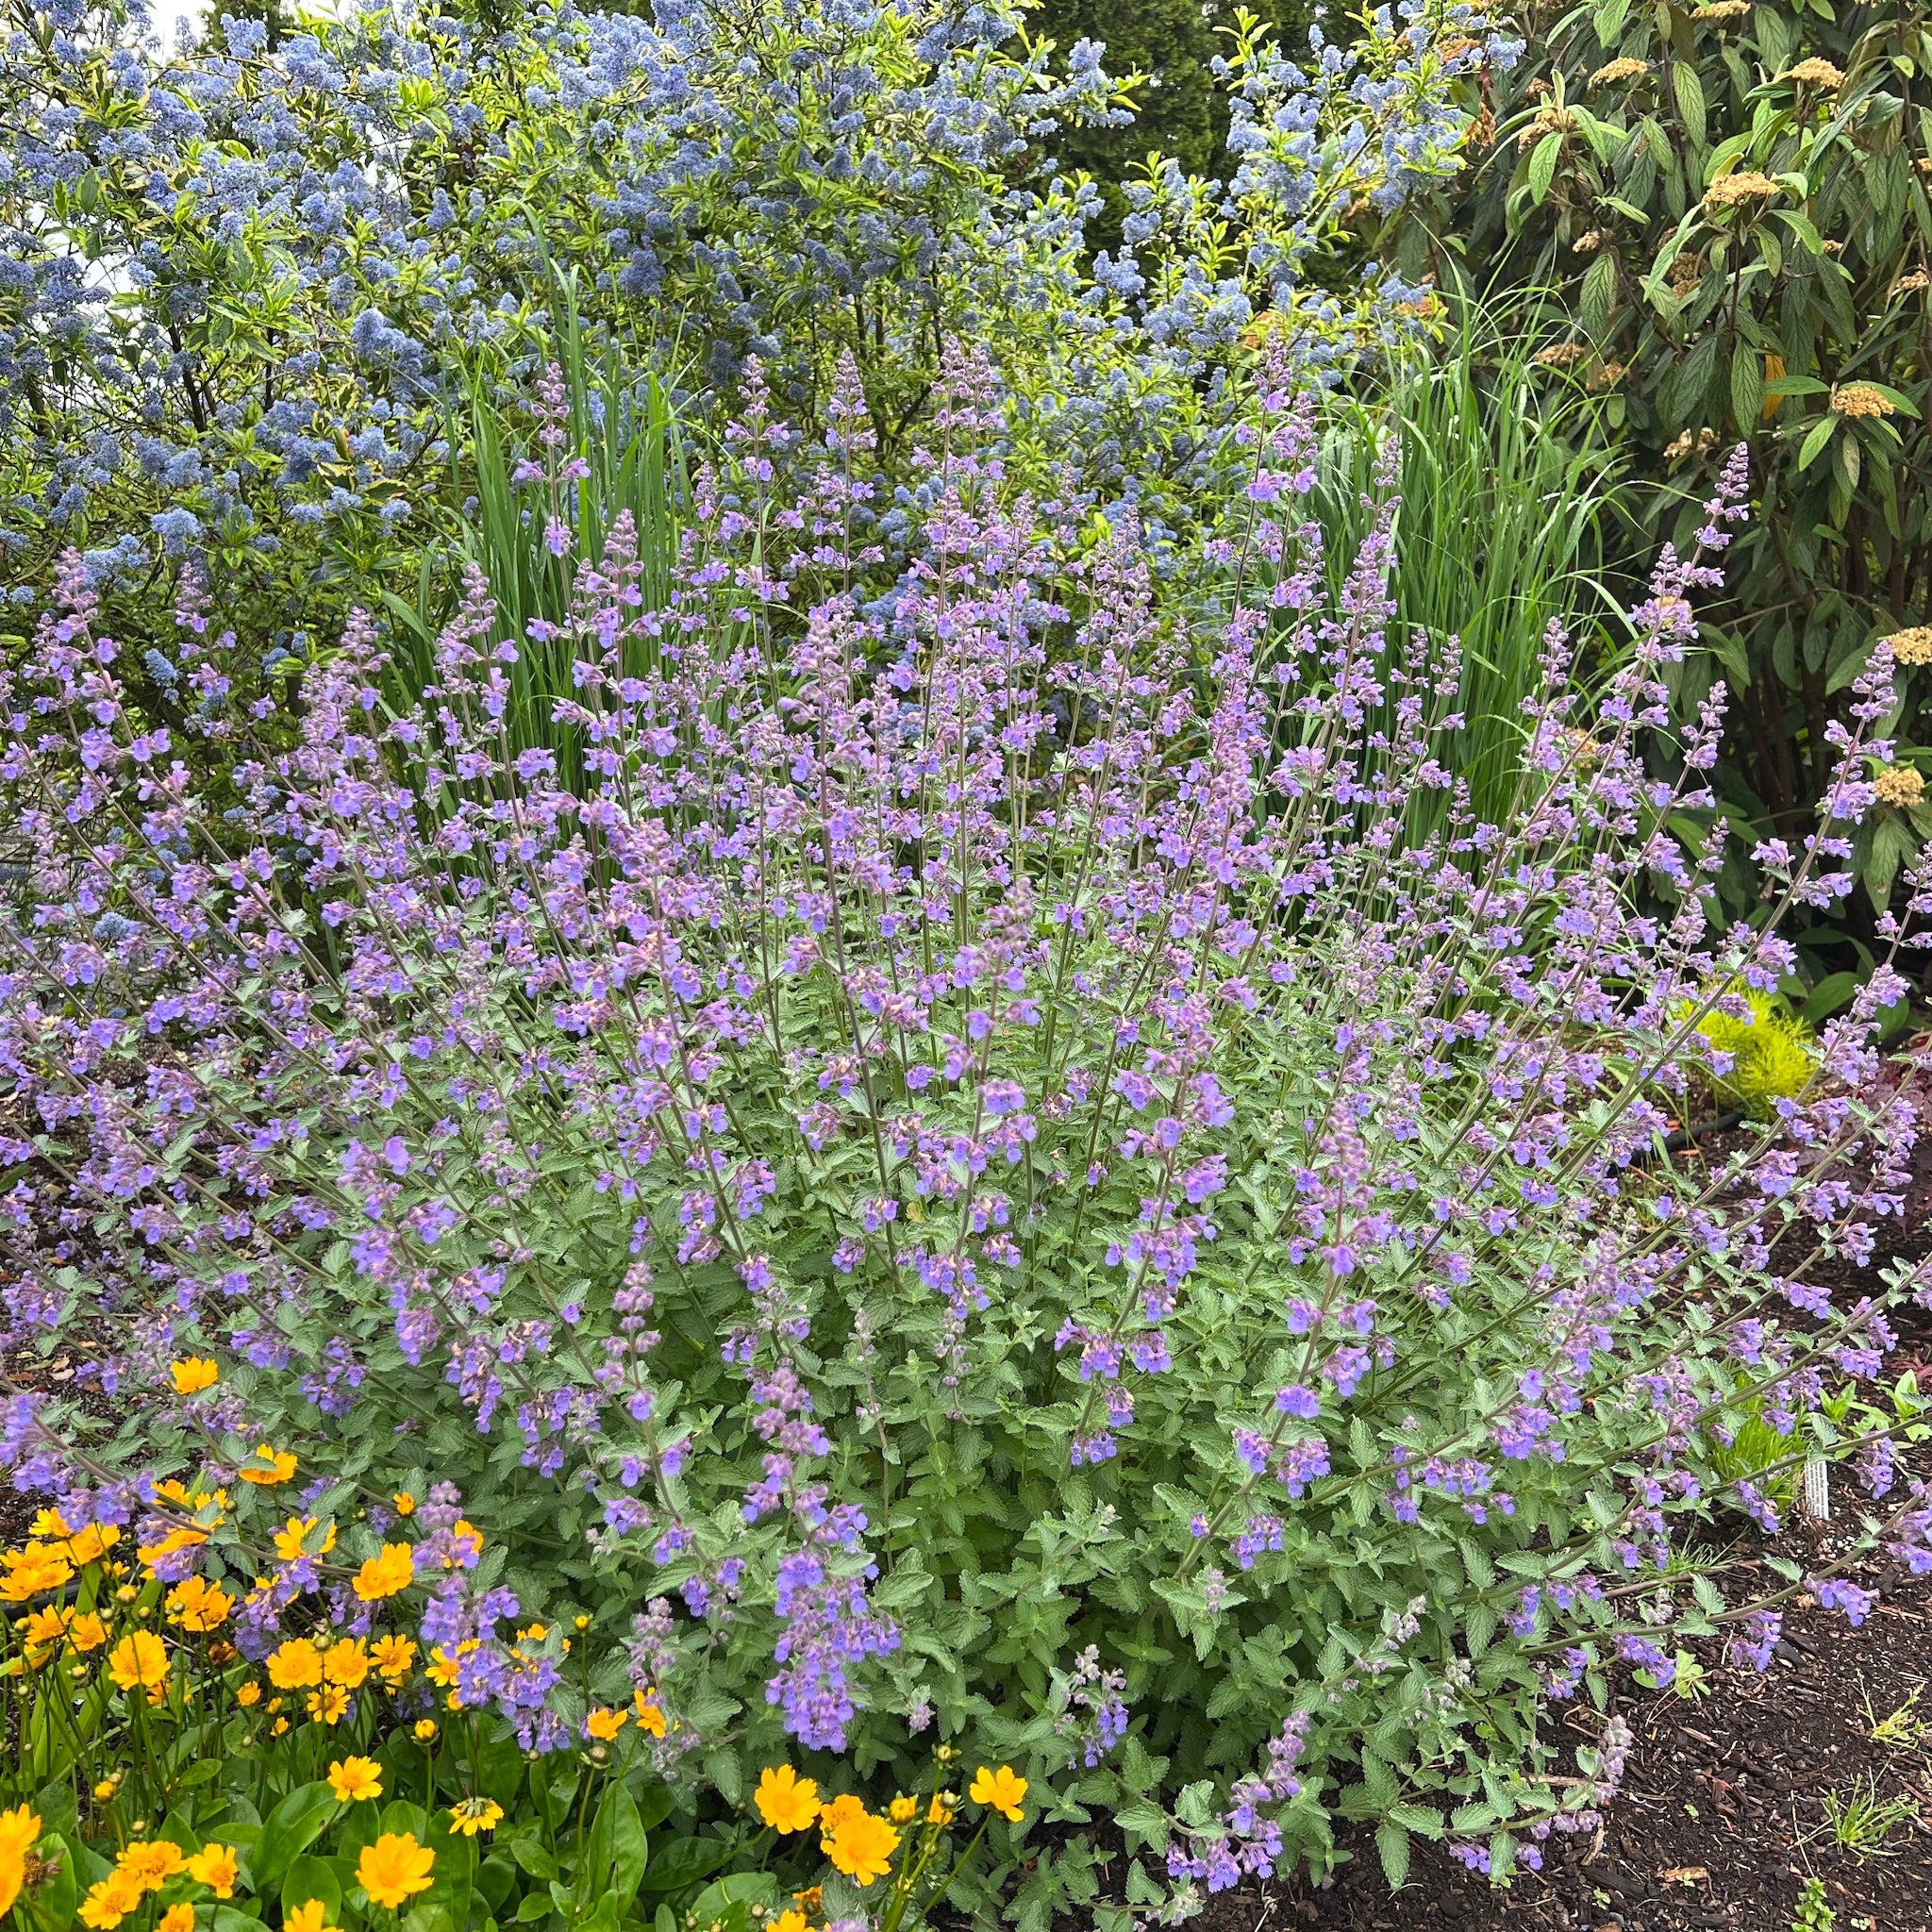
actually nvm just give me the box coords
[1257,1567,1932,1932]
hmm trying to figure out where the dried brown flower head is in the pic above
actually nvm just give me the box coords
[1882,625,1932,666]
[1830,382,1894,419]
[1874,764,1925,809]
[1702,171,1780,211]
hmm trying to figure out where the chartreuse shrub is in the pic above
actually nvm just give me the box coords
[5,339,1932,1924]
[1674,982,1819,1120]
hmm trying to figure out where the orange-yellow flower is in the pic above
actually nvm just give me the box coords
[392,1492,416,1517]
[755,1764,822,1835]
[890,1795,918,1823]
[0,1545,75,1602]
[285,1903,340,1932]
[928,1793,957,1826]
[170,1358,218,1395]
[107,1631,169,1694]
[79,1872,144,1928]
[632,1686,668,1739]
[357,1833,435,1909]
[165,1575,235,1632]
[425,1641,475,1689]
[185,1844,238,1897]
[266,1638,324,1690]
[118,1840,188,1890]
[69,1611,108,1653]
[441,1520,483,1568]
[273,1516,337,1563]
[158,1907,196,1932]
[238,1445,296,1486]
[969,1764,1028,1823]
[352,1543,414,1602]
[773,1914,808,1932]
[236,1680,261,1707]
[137,1526,208,1576]
[372,1634,417,1681]
[323,1638,371,1689]
[306,1684,349,1725]
[0,1805,41,1918]
[823,1807,900,1887]
[447,1797,503,1837]
[584,1707,627,1742]
[327,1757,383,1803]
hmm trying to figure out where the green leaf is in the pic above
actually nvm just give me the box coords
[1866,814,1917,908]
[634,1836,731,1896]
[1581,250,1617,341]
[255,1783,339,1895]
[24,1833,77,1932]
[281,1855,342,1926]
[1673,62,1707,146]
[581,1782,649,1916]
[1529,132,1565,206]
[1376,1821,1411,1888]
[1729,341,1763,431]
[1594,0,1631,39]
[1797,414,1837,470]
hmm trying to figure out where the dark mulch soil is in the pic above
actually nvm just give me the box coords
[1212,1570,1932,1932]
[1208,1058,1932,1932]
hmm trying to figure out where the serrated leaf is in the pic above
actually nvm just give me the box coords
[1376,1821,1411,1888]
[1797,414,1837,470]
[1581,249,1617,341]
[1673,61,1707,145]
[1529,131,1565,205]
[1729,342,1763,432]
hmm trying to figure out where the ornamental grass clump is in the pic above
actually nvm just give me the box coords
[1,347,1930,1920]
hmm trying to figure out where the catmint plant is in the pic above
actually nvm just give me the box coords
[1,344,1927,1928]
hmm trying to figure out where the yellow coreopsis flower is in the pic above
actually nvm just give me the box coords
[327,1757,383,1803]
[185,1844,238,1898]
[106,1631,169,1695]
[273,1516,337,1563]
[448,1797,504,1838]
[158,1907,196,1932]
[584,1707,627,1742]
[0,1804,42,1918]
[357,1833,435,1909]
[323,1638,371,1689]
[237,1445,297,1486]
[169,1358,219,1395]
[968,1764,1028,1823]
[373,1634,418,1681]
[391,1491,417,1516]
[118,1841,188,1891]
[69,1611,108,1653]
[352,1543,414,1602]
[285,1902,340,1932]
[824,1808,900,1887]
[755,1764,822,1835]
[165,1575,235,1632]
[79,1872,144,1929]
[632,1686,668,1739]
[236,1681,261,1707]
[266,1638,324,1690]
[306,1684,349,1725]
